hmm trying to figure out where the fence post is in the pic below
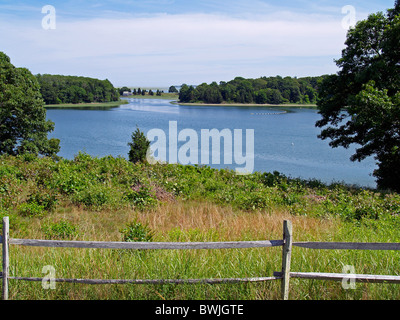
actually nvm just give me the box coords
[281,220,293,300]
[2,216,9,300]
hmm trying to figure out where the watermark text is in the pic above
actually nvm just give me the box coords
[42,5,56,30]
[147,121,254,175]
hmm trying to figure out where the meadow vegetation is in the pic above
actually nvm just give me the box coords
[1,153,400,300]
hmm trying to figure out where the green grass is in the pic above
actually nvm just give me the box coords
[1,153,400,300]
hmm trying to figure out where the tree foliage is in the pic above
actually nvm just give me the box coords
[119,86,131,95]
[168,86,178,93]
[128,127,150,164]
[36,74,119,105]
[0,52,60,158]
[179,76,327,105]
[316,2,400,191]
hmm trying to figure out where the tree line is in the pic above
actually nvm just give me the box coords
[36,74,120,105]
[118,87,164,96]
[178,75,328,105]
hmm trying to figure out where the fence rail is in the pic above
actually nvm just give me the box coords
[293,242,400,250]
[273,271,400,284]
[6,276,281,285]
[8,238,284,250]
[2,216,400,300]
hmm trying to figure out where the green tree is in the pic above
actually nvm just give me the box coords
[254,90,268,104]
[128,127,150,164]
[119,86,131,95]
[168,86,178,93]
[267,89,284,104]
[0,52,60,158]
[179,84,194,103]
[316,2,400,191]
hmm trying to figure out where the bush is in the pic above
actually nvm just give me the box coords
[43,220,78,240]
[124,184,158,210]
[54,167,89,195]
[27,190,58,212]
[236,191,270,210]
[128,127,150,164]
[73,184,116,209]
[120,219,154,242]
[18,202,45,217]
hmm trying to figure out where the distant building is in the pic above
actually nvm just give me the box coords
[122,91,131,96]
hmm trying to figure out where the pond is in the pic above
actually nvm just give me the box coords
[47,98,377,188]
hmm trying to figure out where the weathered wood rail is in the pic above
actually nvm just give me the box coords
[2,217,400,300]
[7,238,284,250]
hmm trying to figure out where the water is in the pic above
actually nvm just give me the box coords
[46,98,377,188]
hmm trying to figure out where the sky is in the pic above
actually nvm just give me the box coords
[0,0,395,88]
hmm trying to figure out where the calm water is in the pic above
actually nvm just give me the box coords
[46,98,377,188]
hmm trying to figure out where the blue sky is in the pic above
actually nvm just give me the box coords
[0,0,395,87]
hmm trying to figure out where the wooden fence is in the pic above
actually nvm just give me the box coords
[2,216,400,300]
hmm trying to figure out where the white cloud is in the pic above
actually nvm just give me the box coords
[0,12,347,86]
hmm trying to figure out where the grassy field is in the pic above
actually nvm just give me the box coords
[1,153,400,300]
[44,100,129,109]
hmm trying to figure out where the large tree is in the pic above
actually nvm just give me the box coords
[316,2,400,191]
[0,52,60,158]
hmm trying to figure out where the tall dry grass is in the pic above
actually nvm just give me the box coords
[6,199,379,301]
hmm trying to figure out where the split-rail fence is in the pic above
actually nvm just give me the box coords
[2,217,400,300]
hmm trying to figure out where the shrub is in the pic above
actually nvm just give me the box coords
[43,220,78,240]
[120,219,154,242]
[261,171,284,187]
[73,184,115,209]
[236,191,270,210]
[128,127,150,164]
[27,190,58,212]
[54,168,89,195]
[18,202,45,217]
[124,184,158,210]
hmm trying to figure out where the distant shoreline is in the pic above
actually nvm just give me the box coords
[123,95,318,108]
[122,93,179,100]
[45,97,318,109]
[171,101,318,108]
[123,94,318,108]
[44,100,129,108]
